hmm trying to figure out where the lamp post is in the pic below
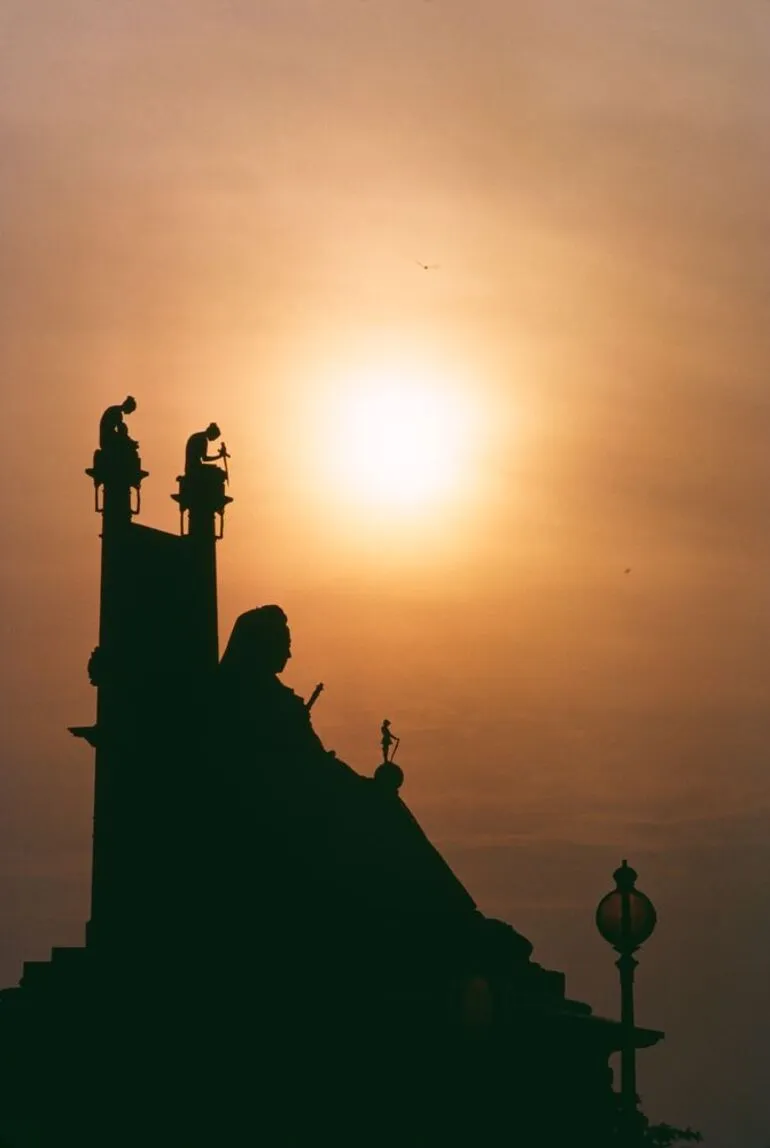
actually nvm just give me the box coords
[596,860,657,1146]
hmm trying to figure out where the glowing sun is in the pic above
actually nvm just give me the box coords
[330,368,472,510]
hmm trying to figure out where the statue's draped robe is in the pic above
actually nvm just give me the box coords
[215,665,534,982]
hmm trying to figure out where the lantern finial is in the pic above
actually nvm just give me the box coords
[614,860,638,890]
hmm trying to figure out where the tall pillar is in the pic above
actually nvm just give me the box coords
[172,463,232,669]
[83,440,148,952]
[72,425,232,964]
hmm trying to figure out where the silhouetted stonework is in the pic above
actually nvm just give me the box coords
[0,406,662,1148]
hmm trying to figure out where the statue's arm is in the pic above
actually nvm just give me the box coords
[98,411,118,444]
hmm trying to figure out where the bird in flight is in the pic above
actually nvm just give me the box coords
[415,260,439,270]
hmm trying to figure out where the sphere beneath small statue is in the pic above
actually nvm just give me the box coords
[374,760,404,792]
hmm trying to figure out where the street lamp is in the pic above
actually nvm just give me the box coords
[596,860,657,1145]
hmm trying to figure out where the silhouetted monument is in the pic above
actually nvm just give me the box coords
[0,402,663,1147]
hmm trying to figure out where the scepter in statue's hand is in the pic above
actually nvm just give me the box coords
[219,441,230,484]
[306,682,324,711]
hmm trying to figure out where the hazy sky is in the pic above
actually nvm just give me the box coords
[2,3,770,1144]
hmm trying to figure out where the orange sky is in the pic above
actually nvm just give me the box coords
[2,3,770,1144]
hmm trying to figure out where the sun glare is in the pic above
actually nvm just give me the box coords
[329,367,472,511]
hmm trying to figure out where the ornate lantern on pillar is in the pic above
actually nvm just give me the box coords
[596,860,657,1146]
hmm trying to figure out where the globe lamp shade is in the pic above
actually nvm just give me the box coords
[595,862,657,951]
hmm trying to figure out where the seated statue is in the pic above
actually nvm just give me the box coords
[218,605,341,768]
[215,608,540,987]
[89,396,143,489]
[99,395,137,448]
[175,422,228,515]
[185,421,224,476]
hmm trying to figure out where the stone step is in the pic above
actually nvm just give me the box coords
[50,946,88,968]
[20,961,52,990]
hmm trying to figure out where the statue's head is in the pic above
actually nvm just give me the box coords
[220,605,291,680]
[122,395,137,414]
[206,422,221,441]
